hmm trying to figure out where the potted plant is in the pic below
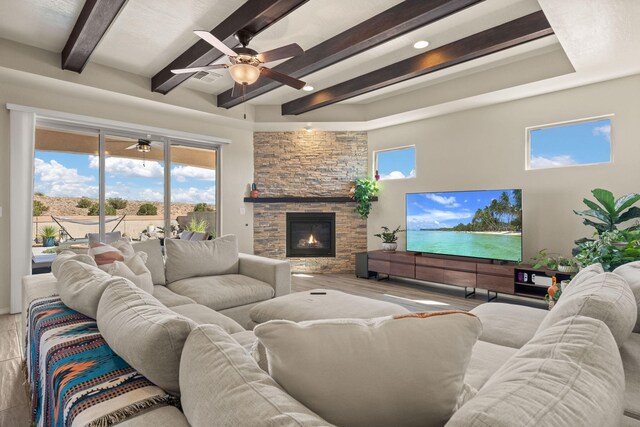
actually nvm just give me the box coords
[575,230,640,271]
[374,226,405,252]
[40,225,58,247]
[531,249,558,270]
[557,257,578,273]
[352,177,379,219]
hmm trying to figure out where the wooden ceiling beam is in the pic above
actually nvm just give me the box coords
[282,11,553,115]
[61,0,128,73]
[217,0,486,109]
[151,0,309,95]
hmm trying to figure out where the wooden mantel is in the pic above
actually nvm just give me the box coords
[243,196,378,203]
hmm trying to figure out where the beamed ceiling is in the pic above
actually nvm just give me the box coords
[1,0,640,129]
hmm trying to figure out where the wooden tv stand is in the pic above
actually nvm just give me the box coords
[367,251,515,301]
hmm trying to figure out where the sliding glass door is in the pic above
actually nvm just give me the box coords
[32,123,220,262]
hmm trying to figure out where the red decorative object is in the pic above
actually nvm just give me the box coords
[375,170,380,181]
[250,190,259,198]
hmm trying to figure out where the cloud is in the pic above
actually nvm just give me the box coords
[424,194,461,208]
[172,186,216,204]
[530,155,577,169]
[171,165,216,183]
[407,209,472,230]
[139,189,164,202]
[380,169,416,180]
[34,158,98,197]
[592,124,611,139]
[90,156,164,178]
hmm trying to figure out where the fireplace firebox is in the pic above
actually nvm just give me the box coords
[286,212,336,257]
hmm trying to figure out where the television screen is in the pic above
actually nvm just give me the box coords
[406,189,522,262]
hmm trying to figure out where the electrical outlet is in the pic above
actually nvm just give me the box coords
[240,207,246,215]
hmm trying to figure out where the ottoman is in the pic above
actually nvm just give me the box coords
[248,289,410,328]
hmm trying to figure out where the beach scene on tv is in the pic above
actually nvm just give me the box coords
[406,189,522,262]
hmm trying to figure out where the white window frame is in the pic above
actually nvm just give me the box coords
[373,145,417,181]
[525,114,614,171]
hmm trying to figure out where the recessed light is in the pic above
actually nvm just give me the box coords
[413,40,430,49]
[302,85,314,91]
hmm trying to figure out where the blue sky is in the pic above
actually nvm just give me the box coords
[34,151,216,204]
[406,190,519,230]
[530,118,611,169]
[377,146,416,179]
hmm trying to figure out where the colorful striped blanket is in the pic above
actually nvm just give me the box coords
[26,296,176,427]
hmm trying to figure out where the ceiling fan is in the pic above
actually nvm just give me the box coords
[171,29,306,98]
[125,139,162,153]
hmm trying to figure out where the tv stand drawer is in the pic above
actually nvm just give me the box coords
[368,259,390,274]
[443,270,476,287]
[477,274,514,294]
[416,266,444,283]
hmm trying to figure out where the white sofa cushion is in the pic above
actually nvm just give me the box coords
[97,279,196,395]
[180,325,333,427]
[51,250,97,279]
[620,332,640,419]
[613,261,640,333]
[447,316,625,427]
[152,285,196,307]
[56,259,121,319]
[169,303,244,334]
[536,272,637,346]
[566,262,604,288]
[255,311,482,427]
[464,340,518,391]
[165,235,239,284]
[470,303,547,348]
[99,252,154,294]
[132,239,166,286]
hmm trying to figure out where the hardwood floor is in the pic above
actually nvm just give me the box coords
[0,313,30,426]
[1,273,546,426]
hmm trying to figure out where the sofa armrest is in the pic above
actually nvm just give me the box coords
[238,253,291,297]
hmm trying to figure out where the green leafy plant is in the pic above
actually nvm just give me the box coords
[88,203,116,216]
[531,249,558,270]
[374,226,405,243]
[136,203,157,216]
[76,197,93,208]
[40,225,58,239]
[187,218,209,233]
[574,188,640,234]
[193,203,214,212]
[34,191,45,197]
[107,197,128,210]
[557,257,576,268]
[33,200,49,216]
[575,230,640,271]
[352,178,379,219]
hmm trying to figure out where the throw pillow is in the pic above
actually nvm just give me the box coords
[536,272,636,346]
[165,235,239,284]
[132,239,166,286]
[89,242,125,265]
[180,325,333,427]
[254,311,482,427]
[51,250,97,279]
[97,279,196,395]
[100,252,154,294]
[56,259,122,319]
[612,261,640,333]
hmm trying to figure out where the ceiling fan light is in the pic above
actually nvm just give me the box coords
[229,63,261,85]
[137,144,151,153]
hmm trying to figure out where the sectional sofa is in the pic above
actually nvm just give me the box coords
[21,239,640,426]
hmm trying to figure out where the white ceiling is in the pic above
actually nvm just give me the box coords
[0,0,639,127]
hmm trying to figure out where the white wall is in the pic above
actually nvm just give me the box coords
[0,71,254,313]
[368,74,640,262]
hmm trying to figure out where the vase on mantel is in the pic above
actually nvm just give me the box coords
[381,242,397,252]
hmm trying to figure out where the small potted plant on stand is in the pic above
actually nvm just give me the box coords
[40,225,58,247]
[374,226,405,252]
[557,257,578,273]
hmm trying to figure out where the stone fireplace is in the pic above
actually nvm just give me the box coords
[286,212,336,258]
[252,131,368,273]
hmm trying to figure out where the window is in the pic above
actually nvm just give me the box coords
[374,146,416,180]
[32,124,219,259]
[527,116,612,170]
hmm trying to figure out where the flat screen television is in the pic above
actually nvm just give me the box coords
[406,189,522,262]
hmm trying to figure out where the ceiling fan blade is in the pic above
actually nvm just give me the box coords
[171,65,228,74]
[194,30,237,57]
[260,67,306,90]
[125,143,139,150]
[256,43,304,63]
[231,82,244,98]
